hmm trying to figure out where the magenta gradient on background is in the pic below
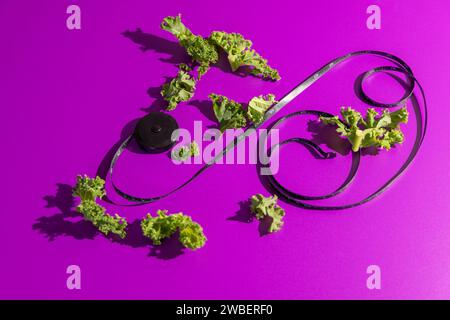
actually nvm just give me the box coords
[1,0,450,299]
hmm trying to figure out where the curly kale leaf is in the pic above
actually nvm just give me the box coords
[247,94,277,125]
[73,174,105,202]
[140,210,180,245]
[388,107,409,128]
[171,145,190,162]
[73,175,128,238]
[141,210,206,250]
[209,93,247,132]
[171,141,199,162]
[250,194,285,233]
[178,217,206,250]
[189,140,200,156]
[320,106,409,152]
[160,14,192,40]
[77,201,128,238]
[161,64,196,111]
[161,14,218,78]
[209,31,281,81]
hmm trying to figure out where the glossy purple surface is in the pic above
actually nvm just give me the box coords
[2,0,450,299]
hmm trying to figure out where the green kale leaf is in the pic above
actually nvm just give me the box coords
[320,106,409,152]
[209,93,247,132]
[178,218,206,249]
[141,210,206,250]
[250,194,285,233]
[77,201,128,239]
[247,94,277,125]
[72,174,105,202]
[189,140,200,156]
[171,145,190,162]
[140,210,180,245]
[161,63,196,111]
[171,141,200,162]
[161,14,218,78]
[209,31,281,81]
[73,175,128,238]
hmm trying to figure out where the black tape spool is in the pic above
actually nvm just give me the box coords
[108,111,191,203]
[134,112,179,153]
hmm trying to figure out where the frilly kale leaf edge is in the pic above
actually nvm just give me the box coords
[250,194,286,233]
[161,64,196,111]
[209,31,281,81]
[320,106,409,152]
[73,175,128,239]
[209,93,277,131]
[171,141,200,162]
[141,209,207,250]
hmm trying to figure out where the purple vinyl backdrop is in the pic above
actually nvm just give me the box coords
[1,0,450,299]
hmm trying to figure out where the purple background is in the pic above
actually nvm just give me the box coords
[2,0,450,299]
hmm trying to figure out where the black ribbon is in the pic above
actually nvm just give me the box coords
[108,50,427,209]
